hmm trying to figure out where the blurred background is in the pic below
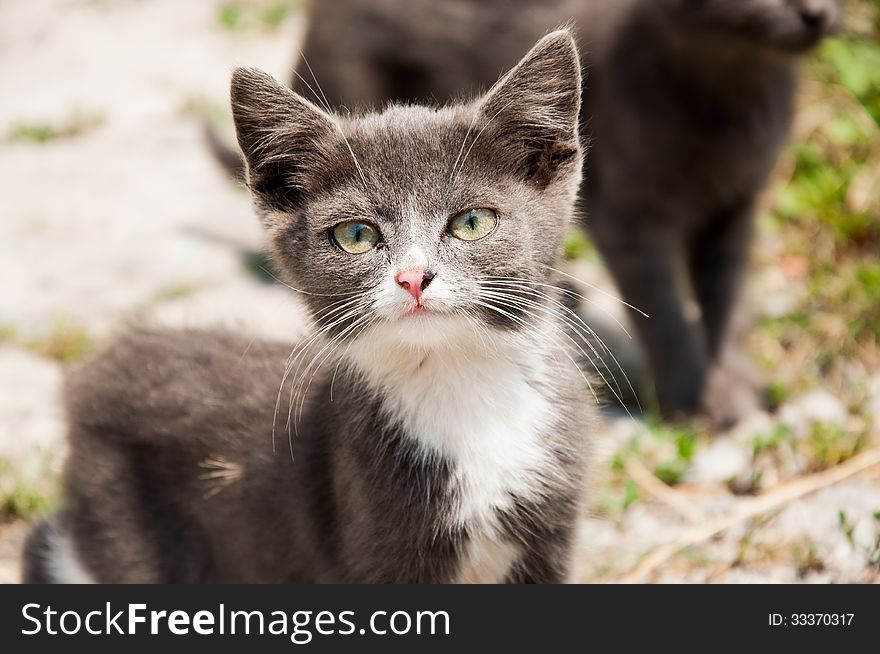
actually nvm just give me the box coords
[0,0,878,583]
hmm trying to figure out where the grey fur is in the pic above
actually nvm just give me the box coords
[24,32,593,583]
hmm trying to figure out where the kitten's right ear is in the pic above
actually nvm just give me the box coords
[230,67,337,212]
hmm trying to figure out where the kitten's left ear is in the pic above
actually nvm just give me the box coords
[477,29,583,186]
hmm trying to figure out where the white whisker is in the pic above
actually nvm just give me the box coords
[272,297,366,453]
[297,50,369,190]
[543,264,650,318]
[464,295,600,406]
[453,97,517,183]
[478,289,632,416]
[259,265,361,298]
[482,278,642,413]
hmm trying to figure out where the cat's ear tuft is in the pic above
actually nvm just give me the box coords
[230,67,337,212]
[477,29,583,186]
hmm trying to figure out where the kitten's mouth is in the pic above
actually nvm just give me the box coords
[396,300,451,320]
[403,304,431,317]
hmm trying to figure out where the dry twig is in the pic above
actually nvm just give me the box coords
[617,448,880,583]
[625,458,706,524]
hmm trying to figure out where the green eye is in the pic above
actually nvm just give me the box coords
[448,208,498,241]
[331,220,381,254]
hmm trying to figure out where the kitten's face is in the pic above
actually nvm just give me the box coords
[272,109,573,346]
[676,0,843,52]
[232,31,582,351]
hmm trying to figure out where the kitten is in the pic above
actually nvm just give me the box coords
[273,0,843,424]
[24,31,593,583]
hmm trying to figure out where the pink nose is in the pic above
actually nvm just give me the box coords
[396,269,433,303]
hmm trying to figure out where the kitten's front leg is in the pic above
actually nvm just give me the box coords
[506,554,572,584]
[500,499,580,584]
[504,529,578,584]
[589,211,709,416]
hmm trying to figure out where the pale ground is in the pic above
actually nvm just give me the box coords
[1,0,878,584]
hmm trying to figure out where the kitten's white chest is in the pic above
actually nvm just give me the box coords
[418,356,555,582]
[357,344,557,582]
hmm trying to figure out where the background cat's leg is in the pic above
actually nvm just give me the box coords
[589,214,709,416]
[688,201,762,425]
[687,200,755,359]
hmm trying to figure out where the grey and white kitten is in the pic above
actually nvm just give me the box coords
[257,0,842,424]
[24,31,593,584]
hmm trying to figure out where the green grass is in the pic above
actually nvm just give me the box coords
[752,424,793,458]
[563,228,599,262]
[766,381,793,410]
[807,421,865,470]
[157,284,194,301]
[816,33,880,125]
[218,3,245,29]
[0,462,58,523]
[2,319,94,363]
[7,110,105,144]
[647,422,699,486]
[598,480,641,516]
[0,483,54,523]
[25,319,94,364]
[9,123,62,143]
[217,0,301,31]
[178,95,229,124]
[791,541,826,578]
[0,324,17,342]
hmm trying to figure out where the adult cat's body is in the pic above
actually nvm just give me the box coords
[270,0,843,422]
[581,0,841,421]
[25,32,592,583]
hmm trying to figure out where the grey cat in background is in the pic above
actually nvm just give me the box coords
[259,0,842,424]
[24,31,594,583]
[582,0,842,424]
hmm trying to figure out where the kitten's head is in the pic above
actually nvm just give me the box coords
[231,30,582,352]
[670,0,843,53]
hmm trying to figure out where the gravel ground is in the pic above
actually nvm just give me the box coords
[1,0,878,584]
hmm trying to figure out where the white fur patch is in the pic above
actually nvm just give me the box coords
[455,533,520,584]
[44,523,96,584]
[349,319,564,582]
[400,244,429,270]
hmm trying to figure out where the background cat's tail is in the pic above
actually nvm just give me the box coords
[204,122,246,182]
